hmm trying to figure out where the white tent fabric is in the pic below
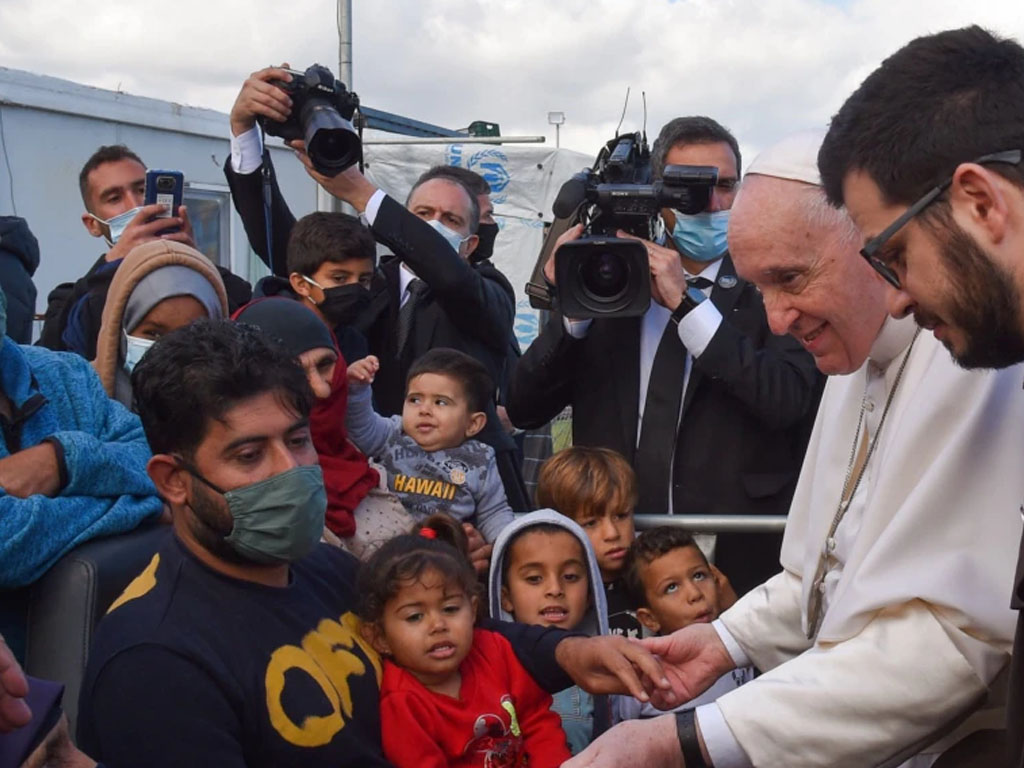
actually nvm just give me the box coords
[363,142,591,347]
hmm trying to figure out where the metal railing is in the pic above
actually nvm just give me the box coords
[516,512,788,535]
[633,514,787,535]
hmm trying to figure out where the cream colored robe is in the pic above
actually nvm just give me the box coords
[715,316,1024,767]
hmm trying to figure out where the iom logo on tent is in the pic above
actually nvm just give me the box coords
[445,146,511,205]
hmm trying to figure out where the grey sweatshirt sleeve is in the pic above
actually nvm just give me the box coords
[473,450,515,542]
[345,383,401,458]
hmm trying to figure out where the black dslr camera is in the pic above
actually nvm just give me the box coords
[539,132,718,319]
[260,64,361,177]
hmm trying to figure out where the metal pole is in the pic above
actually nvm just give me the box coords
[633,514,788,534]
[362,135,547,146]
[318,0,354,214]
[555,123,560,149]
[338,0,353,89]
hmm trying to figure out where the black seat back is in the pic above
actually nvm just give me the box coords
[22,524,170,733]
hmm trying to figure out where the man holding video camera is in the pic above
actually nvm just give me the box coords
[508,117,823,595]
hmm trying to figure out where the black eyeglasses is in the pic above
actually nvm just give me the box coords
[860,149,1023,289]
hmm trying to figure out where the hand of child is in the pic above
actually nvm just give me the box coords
[347,355,380,387]
[711,564,738,613]
[462,522,493,575]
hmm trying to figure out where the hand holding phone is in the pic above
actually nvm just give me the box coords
[144,170,184,234]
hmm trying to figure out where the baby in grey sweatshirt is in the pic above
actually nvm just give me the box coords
[346,348,513,543]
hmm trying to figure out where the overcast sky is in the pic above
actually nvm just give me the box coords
[2,0,1023,164]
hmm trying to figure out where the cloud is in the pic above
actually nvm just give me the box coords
[1,0,1023,164]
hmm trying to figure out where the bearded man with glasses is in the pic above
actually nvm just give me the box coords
[819,24,1024,767]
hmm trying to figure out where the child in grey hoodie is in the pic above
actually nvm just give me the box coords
[347,347,513,543]
[488,510,611,755]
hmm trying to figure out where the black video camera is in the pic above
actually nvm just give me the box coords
[260,64,361,177]
[538,133,718,319]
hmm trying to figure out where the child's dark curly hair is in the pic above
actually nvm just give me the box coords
[624,526,706,607]
[355,514,479,623]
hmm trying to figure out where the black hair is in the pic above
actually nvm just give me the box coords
[499,522,580,586]
[624,526,707,607]
[356,514,477,623]
[819,26,1024,209]
[286,211,377,276]
[406,347,494,414]
[406,170,481,234]
[650,116,742,181]
[418,166,492,198]
[79,144,144,210]
[132,319,313,458]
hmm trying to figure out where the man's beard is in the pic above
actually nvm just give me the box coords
[186,481,254,566]
[917,222,1024,369]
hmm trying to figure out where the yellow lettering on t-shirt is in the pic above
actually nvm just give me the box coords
[393,475,458,499]
[107,554,160,613]
[264,612,380,747]
[265,645,343,747]
[338,612,382,683]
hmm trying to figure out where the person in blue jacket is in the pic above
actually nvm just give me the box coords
[0,286,163,591]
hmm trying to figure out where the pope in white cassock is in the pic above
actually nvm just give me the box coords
[565,132,1024,768]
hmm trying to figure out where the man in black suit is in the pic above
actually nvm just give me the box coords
[224,66,525,511]
[507,117,823,594]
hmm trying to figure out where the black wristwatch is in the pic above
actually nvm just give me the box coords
[675,710,710,768]
[669,285,707,326]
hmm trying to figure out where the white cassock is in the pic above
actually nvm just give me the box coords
[699,315,1024,768]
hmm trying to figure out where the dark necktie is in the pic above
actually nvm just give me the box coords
[396,278,427,356]
[688,276,714,290]
[633,277,712,513]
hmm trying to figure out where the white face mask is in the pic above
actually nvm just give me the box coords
[426,218,470,255]
[90,207,142,247]
[123,330,156,374]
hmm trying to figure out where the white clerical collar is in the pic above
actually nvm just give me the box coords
[868,315,919,369]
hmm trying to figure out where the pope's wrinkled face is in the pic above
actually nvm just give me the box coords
[729,177,889,374]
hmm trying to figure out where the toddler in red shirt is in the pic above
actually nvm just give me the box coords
[356,515,570,768]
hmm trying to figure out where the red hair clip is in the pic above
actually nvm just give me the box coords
[419,527,437,540]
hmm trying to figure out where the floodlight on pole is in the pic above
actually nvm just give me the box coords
[548,111,565,149]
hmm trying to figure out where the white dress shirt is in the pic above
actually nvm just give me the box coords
[230,126,264,175]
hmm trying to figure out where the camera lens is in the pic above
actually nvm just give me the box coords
[302,101,361,176]
[156,176,175,192]
[579,251,630,303]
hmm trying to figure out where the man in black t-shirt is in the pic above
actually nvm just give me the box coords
[77,320,669,768]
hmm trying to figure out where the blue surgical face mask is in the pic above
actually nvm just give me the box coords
[426,218,469,255]
[90,207,142,246]
[670,209,730,263]
[123,330,156,374]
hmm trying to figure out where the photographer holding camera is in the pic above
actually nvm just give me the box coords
[224,65,527,511]
[508,117,823,595]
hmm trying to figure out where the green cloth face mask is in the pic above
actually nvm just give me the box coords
[184,463,327,565]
